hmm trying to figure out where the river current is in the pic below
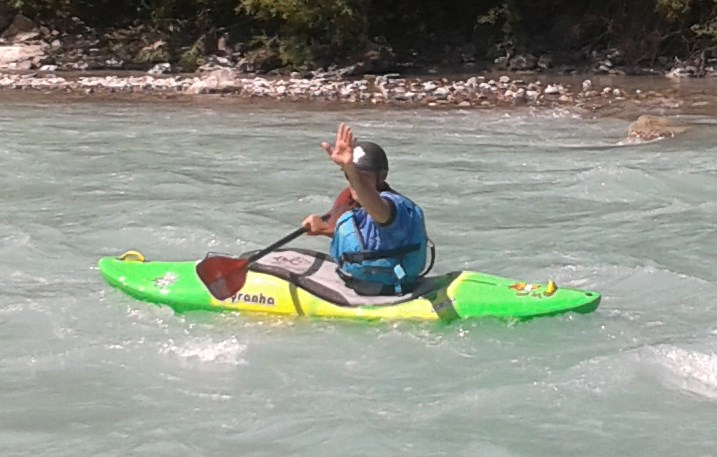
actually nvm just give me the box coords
[1,99,715,456]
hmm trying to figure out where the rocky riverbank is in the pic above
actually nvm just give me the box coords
[3,12,717,142]
[2,67,715,116]
[0,68,631,106]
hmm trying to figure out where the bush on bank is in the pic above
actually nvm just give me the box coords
[1,0,715,72]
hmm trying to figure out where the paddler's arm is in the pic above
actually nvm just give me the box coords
[342,163,393,224]
[301,187,356,237]
[301,214,334,237]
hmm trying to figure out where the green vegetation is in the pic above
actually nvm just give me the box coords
[1,0,716,70]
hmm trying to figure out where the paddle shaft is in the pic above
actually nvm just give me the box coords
[245,213,329,264]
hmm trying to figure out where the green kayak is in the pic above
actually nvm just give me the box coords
[98,249,600,321]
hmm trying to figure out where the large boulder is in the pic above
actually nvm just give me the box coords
[0,43,47,70]
[0,14,49,70]
[1,14,37,43]
[185,68,239,94]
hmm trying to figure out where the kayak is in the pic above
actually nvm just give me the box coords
[98,249,600,322]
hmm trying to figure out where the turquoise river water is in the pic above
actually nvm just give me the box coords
[1,98,716,456]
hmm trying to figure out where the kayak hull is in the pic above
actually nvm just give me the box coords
[98,250,600,322]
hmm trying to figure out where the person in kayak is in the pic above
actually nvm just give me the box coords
[302,123,434,295]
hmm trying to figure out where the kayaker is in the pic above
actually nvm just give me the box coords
[302,123,434,295]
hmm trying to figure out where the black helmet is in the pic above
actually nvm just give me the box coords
[353,141,389,172]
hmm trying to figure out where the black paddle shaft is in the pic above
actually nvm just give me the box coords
[245,213,329,264]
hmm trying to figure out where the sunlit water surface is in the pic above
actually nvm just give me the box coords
[1,100,716,456]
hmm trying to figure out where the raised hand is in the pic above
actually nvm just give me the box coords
[321,123,356,168]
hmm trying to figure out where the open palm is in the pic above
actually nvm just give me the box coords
[321,123,356,167]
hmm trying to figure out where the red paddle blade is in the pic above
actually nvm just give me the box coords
[332,187,356,212]
[325,187,357,225]
[195,255,249,300]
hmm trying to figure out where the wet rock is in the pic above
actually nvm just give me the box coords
[627,115,687,142]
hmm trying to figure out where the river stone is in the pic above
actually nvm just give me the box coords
[1,14,35,42]
[0,43,46,69]
[627,115,687,142]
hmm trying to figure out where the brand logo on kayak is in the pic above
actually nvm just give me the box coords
[270,255,310,266]
[231,292,276,306]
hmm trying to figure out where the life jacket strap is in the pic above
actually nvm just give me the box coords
[336,268,405,296]
[339,243,421,264]
[420,239,436,277]
[393,264,406,294]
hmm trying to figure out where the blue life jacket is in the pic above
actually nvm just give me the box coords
[330,191,433,295]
